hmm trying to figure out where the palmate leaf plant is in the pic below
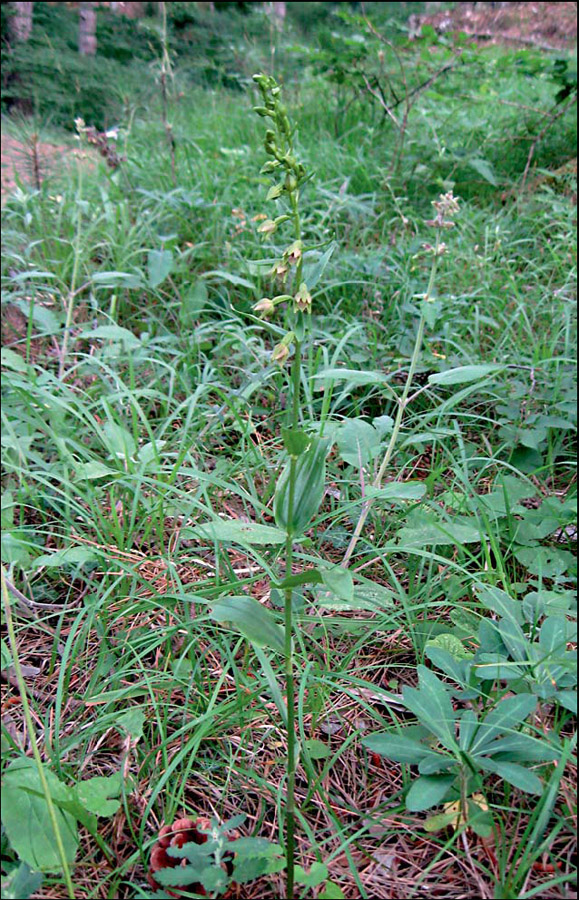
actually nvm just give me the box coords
[362,665,563,835]
[425,584,577,713]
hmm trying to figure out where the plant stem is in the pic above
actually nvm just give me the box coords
[59,152,83,380]
[283,333,302,900]
[341,238,440,567]
[1,567,76,898]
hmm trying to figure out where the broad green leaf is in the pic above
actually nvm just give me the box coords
[396,512,481,546]
[82,325,141,347]
[0,863,43,899]
[312,368,390,386]
[483,733,562,762]
[362,732,439,765]
[1,759,78,872]
[554,691,576,713]
[210,596,285,654]
[498,618,529,662]
[230,838,285,883]
[320,565,354,602]
[319,883,346,900]
[459,709,479,751]
[470,694,537,755]
[76,773,122,817]
[337,418,381,467]
[102,422,137,461]
[183,520,286,546]
[1,348,29,373]
[116,707,146,739]
[295,862,329,887]
[539,617,568,655]
[275,437,328,534]
[474,584,524,624]
[366,482,426,502]
[468,157,498,185]
[74,461,117,480]
[282,427,311,456]
[402,666,458,751]
[147,249,173,288]
[426,633,472,660]
[202,269,256,290]
[303,241,336,289]
[1,531,33,566]
[180,280,208,325]
[405,775,455,811]
[428,365,503,386]
[477,758,542,794]
[34,546,97,569]
[304,739,331,760]
[91,271,142,289]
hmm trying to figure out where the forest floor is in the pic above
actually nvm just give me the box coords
[422,1,577,50]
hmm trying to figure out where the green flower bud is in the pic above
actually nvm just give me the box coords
[271,342,291,366]
[253,297,275,316]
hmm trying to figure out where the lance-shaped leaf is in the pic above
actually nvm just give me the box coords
[470,694,537,755]
[477,758,543,795]
[402,666,459,751]
[274,437,328,535]
[210,596,285,654]
[405,775,456,812]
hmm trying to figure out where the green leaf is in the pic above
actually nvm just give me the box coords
[91,271,142,289]
[202,270,256,290]
[210,596,285,654]
[312,368,390,386]
[320,565,354,602]
[0,863,43,900]
[76,773,122,817]
[402,666,459,751]
[101,422,137,462]
[337,418,382,467]
[180,280,208,325]
[366,482,427,502]
[474,584,524,624]
[116,707,146,739]
[468,157,498,186]
[483,732,562,762]
[426,633,472,660]
[230,838,285,883]
[147,249,173,288]
[83,325,141,347]
[428,365,504,386]
[477,758,543,794]
[295,862,329,887]
[362,732,438,765]
[405,775,455,811]
[34,547,97,569]
[470,694,537,755]
[319,883,346,900]
[1,348,29,373]
[275,437,328,535]
[554,691,576,713]
[303,242,336,289]
[1,638,12,671]
[183,520,286,546]
[1,759,78,873]
[282,428,311,456]
[304,739,331,760]
[74,461,118,480]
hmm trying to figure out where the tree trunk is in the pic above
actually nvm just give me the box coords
[7,2,33,44]
[79,1,97,56]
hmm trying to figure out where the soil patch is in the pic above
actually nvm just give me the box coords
[421,1,577,51]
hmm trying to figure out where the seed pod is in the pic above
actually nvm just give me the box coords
[274,437,329,535]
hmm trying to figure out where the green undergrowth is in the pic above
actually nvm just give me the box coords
[1,12,577,900]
